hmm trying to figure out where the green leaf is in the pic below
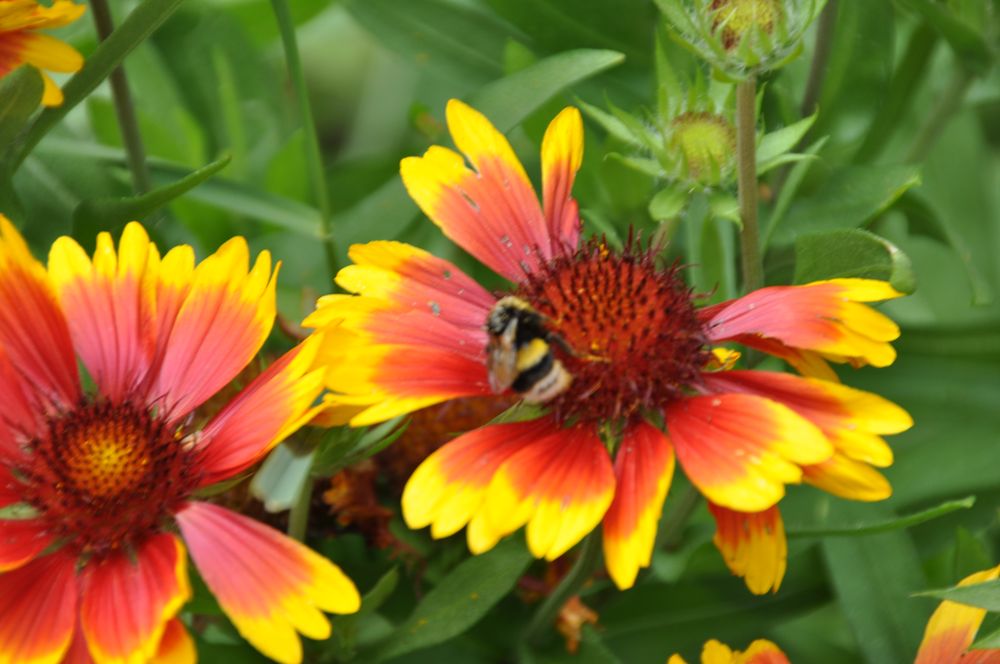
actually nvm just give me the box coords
[14,0,186,166]
[917,579,1000,611]
[368,537,533,661]
[756,112,817,170]
[328,567,401,660]
[770,164,921,244]
[648,185,687,220]
[793,228,916,294]
[248,443,316,513]
[894,0,993,75]
[787,496,975,538]
[895,191,992,305]
[972,624,1000,650]
[72,155,231,232]
[0,67,43,155]
[577,99,636,144]
[822,502,931,663]
[470,48,625,133]
[896,324,1000,361]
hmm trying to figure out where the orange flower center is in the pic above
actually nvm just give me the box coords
[515,239,709,423]
[18,401,198,557]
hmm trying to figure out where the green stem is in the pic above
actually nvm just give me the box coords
[89,0,151,194]
[905,65,973,164]
[287,476,313,542]
[658,482,701,550]
[799,0,837,117]
[523,534,602,644]
[269,0,338,273]
[735,75,762,293]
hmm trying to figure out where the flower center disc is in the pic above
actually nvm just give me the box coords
[19,401,197,556]
[517,240,709,423]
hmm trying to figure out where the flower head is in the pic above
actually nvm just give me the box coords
[670,638,790,664]
[0,0,85,106]
[915,564,1000,664]
[0,220,359,664]
[305,100,911,592]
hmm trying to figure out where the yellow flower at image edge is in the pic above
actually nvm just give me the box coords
[915,564,1000,664]
[670,638,790,664]
[0,219,359,664]
[0,0,86,106]
[305,99,912,594]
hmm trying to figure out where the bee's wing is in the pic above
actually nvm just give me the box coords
[486,317,518,393]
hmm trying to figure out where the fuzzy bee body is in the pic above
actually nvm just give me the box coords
[485,296,572,404]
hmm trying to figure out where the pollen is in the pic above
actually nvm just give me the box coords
[17,401,199,557]
[516,238,709,423]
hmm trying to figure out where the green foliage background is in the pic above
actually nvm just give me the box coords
[3,0,1000,662]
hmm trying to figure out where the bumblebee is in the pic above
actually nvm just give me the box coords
[485,296,572,404]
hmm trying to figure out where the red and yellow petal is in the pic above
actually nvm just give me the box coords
[670,638,790,664]
[176,502,360,664]
[0,1,86,32]
[48,223,158,403]
[801,453,892,501]
[152,237,277,421]
[703,278,903,368]
[0,518,53,572]
[196,335,326,486]
[707,503,786,595]
[0,552,78,664]
[540,106,584,252]
[329,241,496,331]
[666,394,833,512]
[701,370,912,467]
[482,423,615,560]
[401,419,549,546]
[0,216,79,408]
[79,534,190,664]
[602,420,674,590]
[0,343,45,461]
[148,620,195,664]
[400,100,553,281]
[916,565,1000,664]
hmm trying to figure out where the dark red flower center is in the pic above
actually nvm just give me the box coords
[17,401,199,558]
[515,239,709,423]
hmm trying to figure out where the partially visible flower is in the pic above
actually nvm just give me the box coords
[0,220,359,664]
[658,0,826,78]
[670,638,790,664]
[0,0,85,106]
[915,565,1000,664]
[305,100,911,594]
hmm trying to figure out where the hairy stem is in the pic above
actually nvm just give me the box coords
[89,0,151,194]
[736,75,762,293]
[270,0,339,273]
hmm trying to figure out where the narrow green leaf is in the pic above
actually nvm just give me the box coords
[368,537,533,661]
[756,112,817,166]
[763,136,828,247]
[771,164,921,244]
[328,567,401,660]
[972,624,1000,650]
[0,67,43,155]
[822,502,931,663]
[917,579,1000,611]
[787,496,975,538]
[73,155,231,231]
[895,0,992,75]
[793,228,916,294]
[14,0,186,166]
[896,324,1000,361]
[577,99,636,144]
[470,49,624,133]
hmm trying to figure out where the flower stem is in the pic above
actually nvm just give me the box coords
[287,476,313,542]
[89,0,151,195]
[799,0,837,117]
[736,75,762,293]
[269,0,338,274]
[523,533,601,645]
